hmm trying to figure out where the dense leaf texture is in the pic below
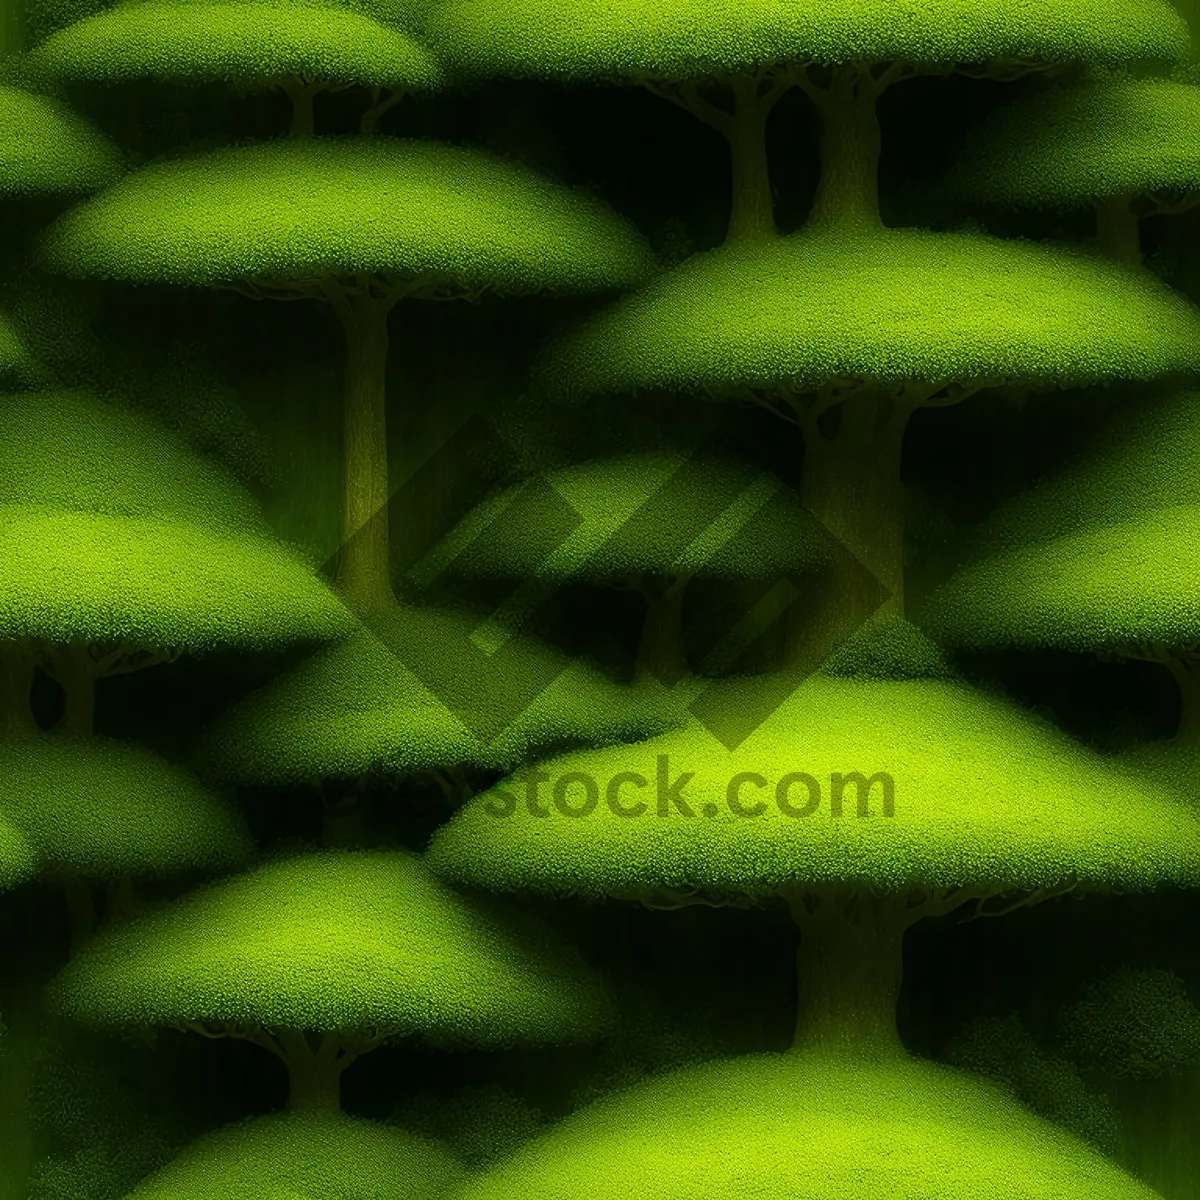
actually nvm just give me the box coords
[540,231,1200,399]
[0,313,32,379]
[0,813,37,891]
[203,606,674,785]
[428,669,1200,898]
[39,137,657,291]
[0,735,251,880]
[53,850,614,1041]
[452,1052,1159,1200]
[438,451,833,584]
[426,0,1189,82]
[0,84,121,195]
[123,1112,466,1200]
[29,0,443,91]
[0,392,352,651]
[950,76,1200,209]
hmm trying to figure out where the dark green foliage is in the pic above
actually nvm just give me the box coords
[437,450,833,585]
[0,83,121,196]
[949,75,1200,210]
[0,734,251,880]
[1061,968,1200,1080]
[27,0,444,92]
[426,0,1190,83]
[38,137,658,293]
[390,1085,547,1167]
[946,1014,1123,1158]
[52,850,615,1045]
[202,606,675,787]
[119,1111,467,1200]
[26,1032,183,1200]
[449,1052,1160,1199]
[538,231,1200,401]
[821,616,956,680]
[0,811,36,891]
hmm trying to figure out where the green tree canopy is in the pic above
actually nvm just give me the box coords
[447,1052,1161,1200]
[0,312,32,381]
[425,0,1189,82]
[0,734,251,881]
[37,137,655,293]
[51,849,615,1108]
[0,83,121,196]
[947,74,1200,265]
[535,228,1200,611]
[0,813,37,892]
[201,604,674,790]
[118,1111,466,1200]
[428,624,1200,1053]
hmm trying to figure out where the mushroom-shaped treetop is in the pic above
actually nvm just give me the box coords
[536,228,1200,615]
[449,1051,1162,1200]
[948,73,1200,266]
[426,0,1190,239]
[428,622,1200,1055]
[52,849,615,1110]
[201,603,675,793]
[0,734,251,881]
[922,388,1200,738]
[120,1111,466,1200]
[37,136,657,610]
[0,391,352,733]
[0,83,121,196]
[433,449,836,683]
[27,0,445,136]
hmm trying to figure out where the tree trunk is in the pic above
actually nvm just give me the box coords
[785,890,907,1057]
[0,644,37,738]
[799,392,908,621]
[1093,195,1142,268]
[724,77,778,245]
[63,880,98,954]
[43,643,98,736]
[280,1031,349,1113]
[1155,650,1200,745]
[806,67,884,232]
[335,293,395,613]
[285,79,320,139]
[634,577,691,685]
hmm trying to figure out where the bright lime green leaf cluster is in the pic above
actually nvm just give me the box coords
[203,606,675,786]
[28,0,444,92]
[0,84,122,196]
[38,137,657,292]
[0,391,352,652]
[425,0,1189,83]
[946,1014,1123,1157]
[950,76,1200,210]
[52,850,615,1042]
[0,734,251,881]
[923,504,1200,651]
[1060,967,1200,1080]
[121,1111,466,1200]
[539,230,1200,400]
[437,451,832,585]
[0,813,37,891]
[452,1052,1159,1200]
[0,505,351,651]
[428,666,1200,899]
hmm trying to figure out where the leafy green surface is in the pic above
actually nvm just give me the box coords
[426,0,1189,83]
[39,137,657,291]
[0,505,352,651]
[427,668,1200,899]
[203,605,675,785]
[52,849,615,1042]
[0,734,251,880]
[28,0,443,91]
[539,230,1200,400]
[0,312,32,379]
[0,811,37,891]
[436,450,833,584]
[451,1051,1160,1199]
[122,1111,466,1200]
[950,76,1200,209]
[0,84,122,195]
[923,503,1200,651]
